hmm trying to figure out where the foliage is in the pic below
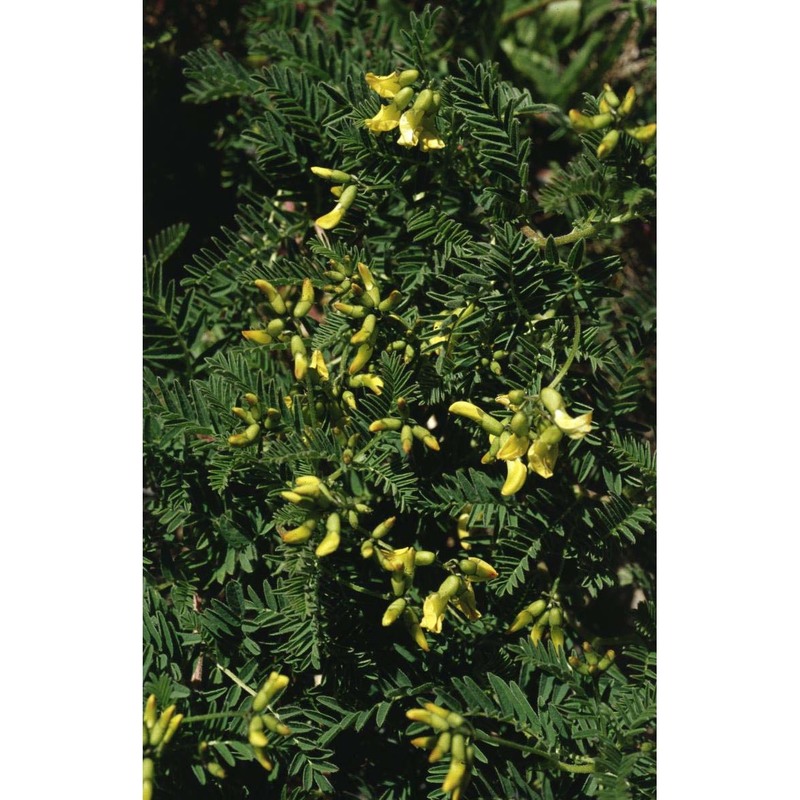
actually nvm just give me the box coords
[143,1,656,798]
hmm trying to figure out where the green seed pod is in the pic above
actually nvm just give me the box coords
[382,597,407,626]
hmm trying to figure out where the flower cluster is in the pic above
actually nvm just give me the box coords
[569,83,656,159]
[364,69,445,151]
[407,703,474,799]
[449,386,593,496]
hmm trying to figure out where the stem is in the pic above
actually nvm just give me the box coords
[216,663,257,696]
[474,731,595,773]
[521,212,635,249]
[182,709,250,724]
[548,314,581,390]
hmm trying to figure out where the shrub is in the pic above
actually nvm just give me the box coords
[143,2,656,798]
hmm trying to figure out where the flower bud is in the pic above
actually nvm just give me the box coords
[315,513,341,557]
[540,387,564,413]
[597,128,620,159]
[507,609,533,633]
[310,166,352,183]
[254,279,287,315]
[382,597,407,626]
[242,329,273,345]
[501,458,527,496]
[348,343,374,375]
[619,86,636,116]
[625,123,657,142]
[448,401,485,423]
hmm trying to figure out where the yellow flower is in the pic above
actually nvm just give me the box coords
[527,426,562,479]
[314,184,357,230]
[398,108,425,147]
[452,581,481,621]
[365,102,403,132]
[553,408,593,440]
[419,118,445,151]
[501,457,527,496]
[365,69,419,98]
[496,433,529,461]
[421,591,449,633]
[310,350,329,381]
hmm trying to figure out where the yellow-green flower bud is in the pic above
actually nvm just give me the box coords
[351,313,377,345]
[310,166,352,183]
[254,279,288,315]
[369,417,403,432]
[159,713,184,747]
[509,411,530,437]
[262,714,292,736]
[569,109,613,131]
[361,538,374,558]
[378,290,401,312]
[597,128,620,159]
[480,414,505,436]
[414,550,436,566]
[315,514,341,557]
[401,423,413,454]
[348,343,374,375]
[413,424,440,451]
[549,607,563,627]
[507,609,533,633]
[530,623,546,645]
[625,123,657,142]
[429,730,451,763]
[619,86,636,116]
[144,694,157,729]
[333,301,368,319]
[550,625,565,651]
[280,519,316,544]
[459,557,498,581]
[526,599,548,618]
[242,329,273,345]
[439,575,463,600]
[248,715,269,748]
[602,83,621,108]
[448,401,485,423]
[143,757,155,781]
[382,597,407,626]
[371,516,396,539]
[403,607,430,652]
[148,704,176,746]
[540,387,564,413]
[206,761,227,779]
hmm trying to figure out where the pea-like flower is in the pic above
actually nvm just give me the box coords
[553,408,593,440]
[421,591,449,633]
[365,69,419,98]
